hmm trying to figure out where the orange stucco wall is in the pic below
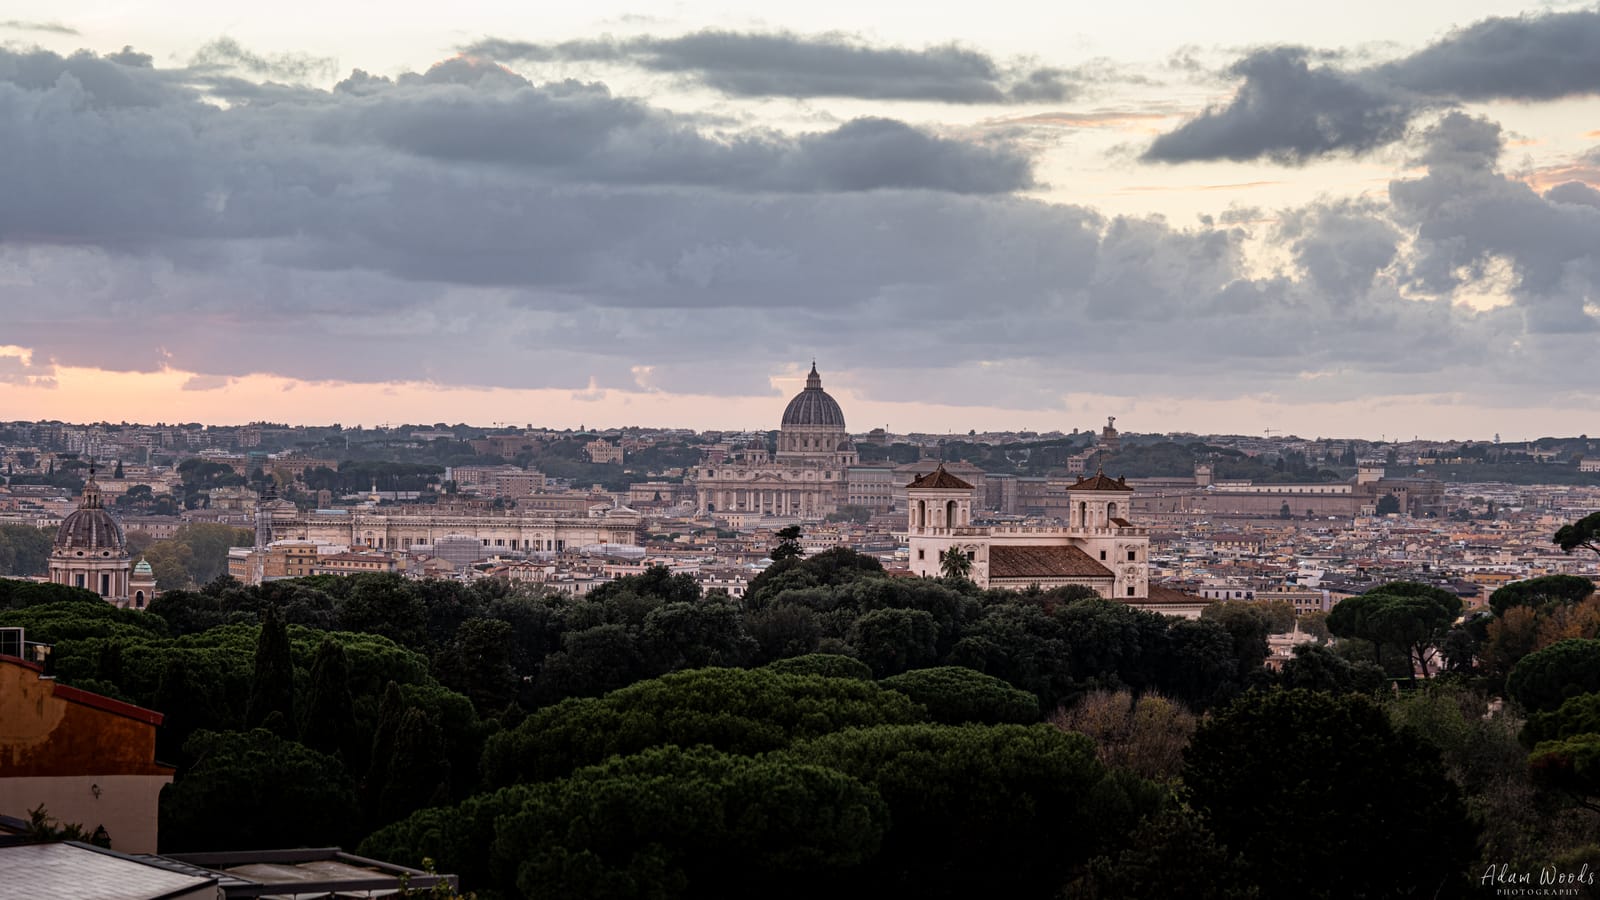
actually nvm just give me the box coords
[0,658,175,851]
[0,661,171,777]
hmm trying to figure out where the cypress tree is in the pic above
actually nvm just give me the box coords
[364,681,405,816]
[301,638,356,762]
[246,605,295,734]
[378,708,450,824]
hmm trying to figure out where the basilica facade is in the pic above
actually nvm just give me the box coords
[692,364,857,520]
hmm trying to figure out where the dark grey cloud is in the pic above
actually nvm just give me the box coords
[1380,8,1600,101]
[0,45,1592,413]
[1148,7,1600,163]
[310,71,1036,193]
[1144,47,1414,164]
[0,20,78,35]
[465,30,1081,104]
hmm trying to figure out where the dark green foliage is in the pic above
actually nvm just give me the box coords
[770,524,804,562]
[639,600,758,673]
[744,547,884,607]
[1183,690,1478,899]
[481,668,926,787]
[586,564,701,606]
[359,784,537,893]
[1160,618,1245,709]
[1507,639,1600,712]
[1555,511,1600,555]
[246,605,294,733]
[849,608,939,677]
[0,578,105,610]
[20,804,113,848]
[0,525,52,577]
[534,623,647,702]
[1528,733,1600,801]
[1489,574,1596,617]
[1375,493,1401,515]
[159,729,359,852]
[763,653,872,680]
[153,655,229,764]
[365,681,407,813]
[944,599,1072,706]
[1198,602,1271,676]
[786,723,1160,898]
[1278,642,1387,694]
[432,618,518,714]
[1070,807,1258,900]
[378,708,451,825]
[879,666,1040,724]
[1525,692,1600,746]
[745,603,823,662]
[301,637,358,761]
[494,746,885,900]
[338,574,430,648]
[1327,581,1462,679]
[0,597,168,643]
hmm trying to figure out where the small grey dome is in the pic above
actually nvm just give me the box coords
[781,364,846,429]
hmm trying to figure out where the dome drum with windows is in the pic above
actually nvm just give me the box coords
[48,467,135,607]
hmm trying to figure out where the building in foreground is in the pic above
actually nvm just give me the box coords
[0,646,173,853]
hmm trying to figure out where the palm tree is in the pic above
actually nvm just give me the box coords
[939,546,973,581]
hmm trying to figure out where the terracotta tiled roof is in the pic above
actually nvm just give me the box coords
[907,464,975,491]
[1145,585,1209,605]
[1110,517,1134,527]
[1069,469,1134,492]
[988,545,1113,579]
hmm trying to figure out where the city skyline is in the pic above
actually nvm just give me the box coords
[3,2,1599,438]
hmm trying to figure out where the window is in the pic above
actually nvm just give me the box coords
[1127,586,1135,597]
[917,549,925,560]
[1099,550,1106,560]
[1128,550,1136,561]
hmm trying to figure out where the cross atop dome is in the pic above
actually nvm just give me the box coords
[805,361,821,390]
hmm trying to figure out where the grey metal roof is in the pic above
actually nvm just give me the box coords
[0,842,217,900]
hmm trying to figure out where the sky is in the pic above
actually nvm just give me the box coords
[1,2,1598,440]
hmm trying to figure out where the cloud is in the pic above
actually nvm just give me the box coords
[189,36,337,82]
[1390,112,1600,333]
[0,20,78,35]
[1379,9,1600,102]
[0,44,1593,415]
[1144,47,1416,163]
[1147,7,1600,163]
[181,374,234,391]
[319,80,1034,192]
[465,30,1084,104]
[0,346,57,388]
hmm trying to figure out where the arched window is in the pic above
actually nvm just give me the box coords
[1107,502,1117,521]
[946,500,957,528]
[1078,501,1087,527]
[916,500,926,528]
[134,590,145,609]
